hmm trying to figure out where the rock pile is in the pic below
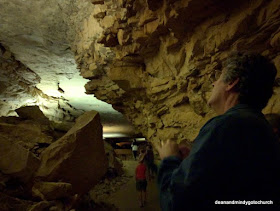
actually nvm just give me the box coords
[0,107,113,210]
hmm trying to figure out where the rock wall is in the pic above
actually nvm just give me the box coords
[0,44,41,116]
[0,44,83,123]
[75,0,280,143]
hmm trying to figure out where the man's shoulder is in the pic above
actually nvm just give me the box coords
[202,114,233,131]
[203,107,260,130]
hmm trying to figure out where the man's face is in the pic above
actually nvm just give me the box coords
[207,70,228,113]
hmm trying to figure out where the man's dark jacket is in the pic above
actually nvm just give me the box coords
[158,104,280,210]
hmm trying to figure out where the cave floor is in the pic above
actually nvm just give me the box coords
[108,160,161,211]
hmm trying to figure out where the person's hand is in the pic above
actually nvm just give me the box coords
[155,139,180,160]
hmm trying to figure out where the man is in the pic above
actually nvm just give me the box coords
[156,52,280,210]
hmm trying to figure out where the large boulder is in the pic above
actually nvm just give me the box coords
[0,135,40,183]
[15,106,50,123]
[35,111,108,195]
[15,106,53,133]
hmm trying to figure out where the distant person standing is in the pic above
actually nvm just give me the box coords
[144,145,156,180]
[131,139,138,160]
[135,154,147,207]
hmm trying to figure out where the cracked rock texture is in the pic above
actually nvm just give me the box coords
[75,0,280,143]
[0,0,136,135]
[0,0,96,123]
[1,0,280,143]
[0,0,90,122]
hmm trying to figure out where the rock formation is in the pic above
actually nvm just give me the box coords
[1,0,280,142]
[0,139,40,183]
[1,0,280,209]
[75,0,280,143]
[0,107,110,210]
[36,110,108,195]
[0,1,135,136]
[0,44,83,123]
[0,106,56,156]
[104,140,124,176]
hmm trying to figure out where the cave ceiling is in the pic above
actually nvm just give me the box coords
[1,0,280,142]
[0,0,135,137]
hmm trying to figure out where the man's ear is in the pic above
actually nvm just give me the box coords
[226,78,239,91]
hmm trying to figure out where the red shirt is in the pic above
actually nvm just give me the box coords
[135,163,146,180]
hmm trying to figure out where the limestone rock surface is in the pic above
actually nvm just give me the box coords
[0,138,40,183]
[0,106,62,156]
[36,110,108,195]
[0,44,83,123]
[104,140,123,175]
[16,106,51,123]
[1,0,280,145]
[74,0,280,144]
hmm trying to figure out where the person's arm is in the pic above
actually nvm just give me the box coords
[157,156,181,210]
[157,147,214,210]
[155,139,185,210]
[156,118,226,210]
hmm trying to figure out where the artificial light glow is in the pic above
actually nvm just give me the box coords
[135,138,146,141]
[103,125,134,134]
[103,133,130,138]
[103,125,136,138]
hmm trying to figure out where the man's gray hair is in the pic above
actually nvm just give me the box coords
[223,52,277,109]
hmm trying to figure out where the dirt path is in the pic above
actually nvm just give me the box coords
[108,161,161,211]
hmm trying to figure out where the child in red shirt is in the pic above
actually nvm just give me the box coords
[135,153,147,207]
